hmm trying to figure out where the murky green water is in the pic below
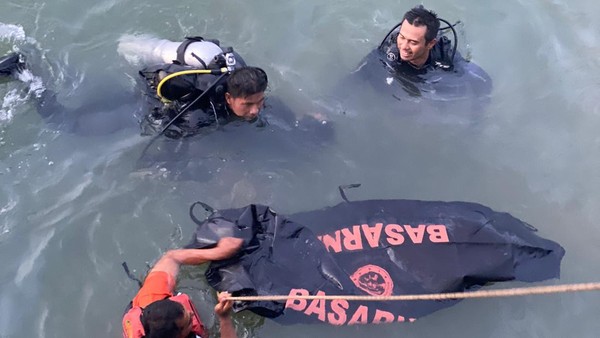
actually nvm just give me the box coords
[1,0,599,337]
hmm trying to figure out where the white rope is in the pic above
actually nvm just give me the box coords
[226,282,600,302]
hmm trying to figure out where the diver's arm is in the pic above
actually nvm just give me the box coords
[215,292,238,338]
[150,237,243,279]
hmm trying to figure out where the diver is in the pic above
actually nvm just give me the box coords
[1,36,269,138]
[121,34,335,180]
[122,237,243,338]
[119,35,269,139]
[341,5,492,119]
[377,5,492,82]
[380,5,456,76]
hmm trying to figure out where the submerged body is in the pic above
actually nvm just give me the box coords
[188,199,564,325]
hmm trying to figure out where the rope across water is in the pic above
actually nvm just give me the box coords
[225,282,600,302]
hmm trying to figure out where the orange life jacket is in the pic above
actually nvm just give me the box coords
[122,293,207,338]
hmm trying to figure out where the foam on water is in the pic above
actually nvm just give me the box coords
[0,23,26,43]
[0,71,45,124]
[1,23,46,124]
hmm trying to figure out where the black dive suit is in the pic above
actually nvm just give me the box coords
[137,38,249,139]
[337,28,493,126]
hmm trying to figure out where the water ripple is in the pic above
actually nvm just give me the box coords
[14,228,55,286]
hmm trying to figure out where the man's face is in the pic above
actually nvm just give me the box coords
[225,91,266,120]
[396,19,437,67]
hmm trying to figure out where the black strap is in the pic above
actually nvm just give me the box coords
[338,183,361,202]
[122,262,143,288]
[159,72,227,134]
[137,72,228,168]
[176,36,205,65]
[190,52,207,69]
[189,201,216,226]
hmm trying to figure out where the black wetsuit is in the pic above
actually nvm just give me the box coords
[138,60,252,139]
[137,36,252,138]
[1,51,140,135]
[360,33,492,101]
[380,35,455,77]
[335,31,493,126]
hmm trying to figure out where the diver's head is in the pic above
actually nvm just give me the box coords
[225,66,268,121]
[397,6,440,67]
[141,299,194,338]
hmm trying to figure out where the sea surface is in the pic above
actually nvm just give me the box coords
[1,0,599,337]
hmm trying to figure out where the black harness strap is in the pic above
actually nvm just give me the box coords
[176,36,206,66]
[189,201,216,226]
[338,183,362,202]
[121,262,143,288]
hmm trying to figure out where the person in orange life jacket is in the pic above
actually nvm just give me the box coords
[122,237,243,338]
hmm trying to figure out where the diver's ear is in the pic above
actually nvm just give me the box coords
[426,38,437,50]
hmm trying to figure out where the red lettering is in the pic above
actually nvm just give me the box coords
[373,309,395,324]
[428,225,450,243]
[397,315,405,322]
[348,305,369,325]
[361,223,383,248]
[341,225,363,251]
[404,224,426,244]
[319,231,343,253]
[322,224,450,252]
[328,299,349,325]
[304,291,327,322]
[285,289,309,311]
[385,224,405,245]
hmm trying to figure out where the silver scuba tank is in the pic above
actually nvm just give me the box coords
[117,34,224,69]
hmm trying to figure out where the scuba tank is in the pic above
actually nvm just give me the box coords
[130,36,246,103]
[118,35,233,69]
[152,38,224,68]
[120,34,247,140]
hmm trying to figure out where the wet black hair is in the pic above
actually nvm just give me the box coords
[402,5,440,42]
[226,66,268,98]
[141,299,185,338]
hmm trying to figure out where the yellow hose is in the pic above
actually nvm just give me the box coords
[156,67,228,102]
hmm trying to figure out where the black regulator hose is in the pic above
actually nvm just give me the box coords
[379,22,404,49]
[158,72,228,135]
[437,18,459,66]
[138,72,228,161]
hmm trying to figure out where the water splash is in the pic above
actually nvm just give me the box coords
[1,23,46,124]
[0,23,26,44]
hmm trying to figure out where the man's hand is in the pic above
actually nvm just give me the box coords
[215,292,238,338]
[149,237,244,280]
[214,292,234,318]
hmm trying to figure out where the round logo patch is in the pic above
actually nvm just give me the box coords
[350,264,394,296]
